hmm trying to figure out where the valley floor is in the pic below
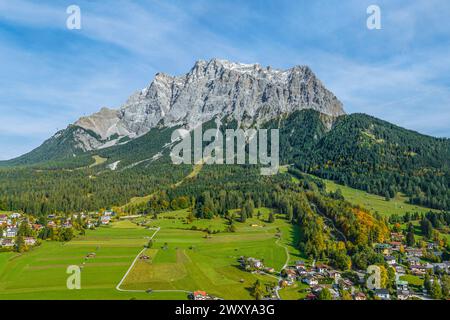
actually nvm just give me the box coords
[0,209,306,300]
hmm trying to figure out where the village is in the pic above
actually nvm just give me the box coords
[235,229,450,300]
[0,210,116,252]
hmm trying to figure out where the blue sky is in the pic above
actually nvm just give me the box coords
[0,0,449,160]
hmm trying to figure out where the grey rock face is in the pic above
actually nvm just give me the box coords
[73,58,345,150]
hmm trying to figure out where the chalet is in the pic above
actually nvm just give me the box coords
[374,243,391,255]
[3,227,18,238]
[315,263,329,274]
[384,256,396,266]
[24,237,36,246]
[10,213,21,219]
[406,248,423,258]
[284,268,298,281]
[193,291,208,300]
[407,257,421,267]
[395,265,406,274]
[374,289,390,300]
[354,292,367,300]
[86,253,96,258]
[433,262,450,274]
[427,243,436,250]
[101,216,111,225]
[63,222,73,228]
[245,257,263,270]
[0,214,7,225]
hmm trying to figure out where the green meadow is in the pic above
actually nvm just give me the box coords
[122,208,304,300]
[0,210,304,300]
[0,221,182,300]
[322,177,437,216]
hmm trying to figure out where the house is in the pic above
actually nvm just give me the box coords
[305,293,317,300]
[390,232,405,242]
[384,255,397,266]
[374,243,391,255]
[47,221,57,228]
[397,290,410,300]
[101,216,111,225]
[434,262,450,274]
[264,267,275,274]
[338,278,354,291]
[354,292,367,300]
[104,210,116,217]
[389,242,402,251]
[0,214,7,225]
[315,263,329,274]
[0,238,15,247]
[407,257,421,267]
[295,260,305,268]
[3,227,18,238]
[24,237,36,246]
[395,265,406,274]
[63,222,73,228]
[193,291,208,300]
[302,276,319,286]
[374,289,390,300]
[244,257,263,270]
[406,248,423,258]
[410,266,427,276]
[32,224,43,231]
[396,280,408,291]
[284,268,298,280]
[10,212,21,219]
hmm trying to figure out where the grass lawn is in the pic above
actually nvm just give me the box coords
[322,177,437,216]
[122,208,304,300]
[279,282,310,300]
[0,209,304,300]
[89,155,107,168]
[0,221,181,300]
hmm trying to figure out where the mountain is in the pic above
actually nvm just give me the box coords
[1,59,344,167]
[1,58,449,213]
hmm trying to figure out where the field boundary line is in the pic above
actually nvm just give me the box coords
[116,227,160,292]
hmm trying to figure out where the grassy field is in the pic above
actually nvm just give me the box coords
[122,208,304,299]
[0,221,184,300]
[322,177,437,216]
[0,210,304,300]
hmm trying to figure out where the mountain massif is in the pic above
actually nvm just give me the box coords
[0,59,449,213]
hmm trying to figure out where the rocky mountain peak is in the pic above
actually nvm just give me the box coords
[73,58,345,150]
